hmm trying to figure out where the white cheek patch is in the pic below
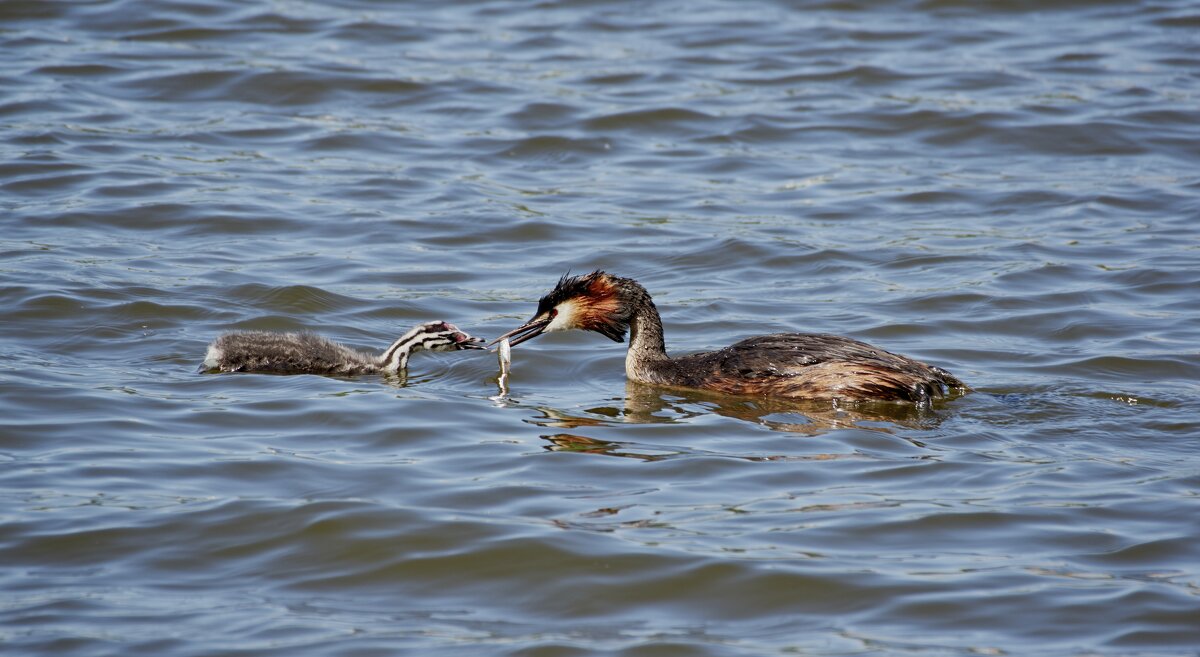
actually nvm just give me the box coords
[544,300,579,332]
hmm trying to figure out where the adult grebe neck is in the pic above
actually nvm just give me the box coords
[620,281,675,384]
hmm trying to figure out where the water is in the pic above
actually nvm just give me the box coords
[2,1,1199,655]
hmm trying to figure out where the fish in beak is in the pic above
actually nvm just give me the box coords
[487,313,553,349]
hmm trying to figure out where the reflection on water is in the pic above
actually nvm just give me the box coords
[523,380,954,435]
[541,432,860,464]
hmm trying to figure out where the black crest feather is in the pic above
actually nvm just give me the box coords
[535,270,636,343]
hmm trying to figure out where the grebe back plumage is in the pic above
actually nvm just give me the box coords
[203,321,483,376]
[491,272,966,403]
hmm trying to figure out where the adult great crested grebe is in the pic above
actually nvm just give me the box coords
[490,271,966,403]
[203,321,484,376]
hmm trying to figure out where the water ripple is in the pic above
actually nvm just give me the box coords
[2,0,1199,655]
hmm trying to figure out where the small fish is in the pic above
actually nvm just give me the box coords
[498,337,511,375]
[496,337,511,396]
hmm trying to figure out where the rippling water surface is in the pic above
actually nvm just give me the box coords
[3,1,1199,655]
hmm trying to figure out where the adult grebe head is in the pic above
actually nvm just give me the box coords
[489,271,638,347]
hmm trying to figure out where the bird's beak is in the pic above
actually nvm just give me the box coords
[456,333,484,350]
[456,333,487,350]
[487,314,552,348]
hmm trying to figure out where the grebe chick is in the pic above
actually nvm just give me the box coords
[203,321,484,376]
[490,272,966,403]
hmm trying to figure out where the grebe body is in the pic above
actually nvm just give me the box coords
[203,321,483,376]
[492,272,965,403]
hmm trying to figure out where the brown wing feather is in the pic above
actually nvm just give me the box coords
[671,333,965,402]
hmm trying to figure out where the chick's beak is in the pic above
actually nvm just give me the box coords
[456,333,487,350]
[487,314,552,348]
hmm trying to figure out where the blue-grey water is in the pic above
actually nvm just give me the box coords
[3,1,1199,656]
